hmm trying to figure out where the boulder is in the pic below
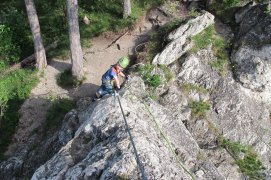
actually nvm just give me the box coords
[235,1,256,23]
[152,11,214,65]
[231,4,271,107]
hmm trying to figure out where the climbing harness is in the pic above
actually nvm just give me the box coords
[114,90,148,180]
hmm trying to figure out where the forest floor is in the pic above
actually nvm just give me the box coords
[4,8,174,157]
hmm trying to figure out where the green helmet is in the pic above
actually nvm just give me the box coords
[118,57,129,68]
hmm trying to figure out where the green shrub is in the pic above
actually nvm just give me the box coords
[138,64,161,88]
[0,6,33,60]
[219,137,265,179]
[0,69,38,161]
[236,152,265,179]
[43,98,75,136]
[188,100,210,118]
[0,25,20,64]
[148,74,161,88]
[56,69,85,88]
[219,137,248,158]
[223,0,240,8]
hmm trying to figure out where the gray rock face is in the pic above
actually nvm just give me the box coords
[175,48,271,172]
[152,11,214,65]
[235,1,256,23]
[232,4,271,107]
[0,157,23,179]
[0,106,83,179]
[232,46,271,91]
[31,77,225,180]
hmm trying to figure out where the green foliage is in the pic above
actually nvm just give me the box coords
[43,98,75,135]
[1,0,159,61]
[219,137,265,179]
[236,152,265,179]
[0,69,38,161]
[138,64,161,88]
[188,100,210,118]
[0,6,33,61]
[223,0,240,8]
[219,137,248,158]
[190,25,229,76]
[56,69,85,88]
[0,25,20,64]
[182,83,208,94]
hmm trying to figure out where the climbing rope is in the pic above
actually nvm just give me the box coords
[115,92,148,180]
[126,90,195,180]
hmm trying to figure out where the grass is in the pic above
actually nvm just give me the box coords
[43,98,75,136]
[56,69,86,88]
[182,83,208,94]
[188,100,210,118]
[218,136,265,179]
[0,68,38,161]
[189,25,229,76]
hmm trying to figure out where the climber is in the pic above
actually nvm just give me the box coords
[92,57,130,101]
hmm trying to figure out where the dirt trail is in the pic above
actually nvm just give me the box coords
[5,10,170,157]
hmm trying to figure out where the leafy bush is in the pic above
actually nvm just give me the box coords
[43,98,75,136]
[138,64,161,88]
[223,0,240,8]
[0,6,33,61]
[0,69,38,161]
[219,137,247,158]
[57,69,85,88]
[219,137,265,179]
[236,152,265,179]
[188,100,210,118]
[0,25,20,64]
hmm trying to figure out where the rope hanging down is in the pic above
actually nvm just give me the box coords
[115,93,148,180]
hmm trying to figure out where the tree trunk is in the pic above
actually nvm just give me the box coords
[67,0,84,79]
[24,0,47,70]
[123,0,132,19]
